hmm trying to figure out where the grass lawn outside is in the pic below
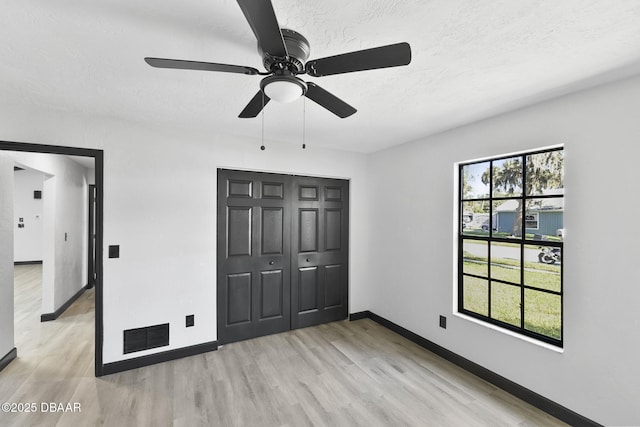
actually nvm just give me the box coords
[462,255,562,340]
[463,253,561,292]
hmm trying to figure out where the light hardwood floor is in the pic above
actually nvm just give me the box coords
[1,264,567,426]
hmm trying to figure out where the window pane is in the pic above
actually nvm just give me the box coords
[525,266,561,293]
[462,201,490,236]
[463,240,487,277]
[522,245,562,293]
[490,282,521,327]
[492,199,522,238]
[463,276,488,316]
[536,245,562,265]
[526,151,564,196]
[524,289,561,340]
[490,242,520,284]
[491,282,521,326]
[492,157,522,198]
[462,162,490,199]
[525,198,564,241]
[524,244,561,289]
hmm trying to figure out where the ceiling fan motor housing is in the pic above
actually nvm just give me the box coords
[260,29,310,73]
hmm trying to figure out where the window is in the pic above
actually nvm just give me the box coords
[458,147,563,346]
[525,212,538,229]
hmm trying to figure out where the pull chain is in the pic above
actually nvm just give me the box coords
[260,91,266,151]
[302,96,306,150]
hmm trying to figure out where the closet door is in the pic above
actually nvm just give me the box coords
[217,170,291,344]
[291,177,349,329]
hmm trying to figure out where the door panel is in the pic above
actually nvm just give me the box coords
[299,186,319,200]
[261,207,283,254]
[260,270,283,319]
[228,179,252,197]
[324,265,343,308]
[325,209,342,250]
[217,170,291,344]
[227,207,252,256]
[292,176,349,329]
[227,273,252,325]
[262,182,284,199]
[299,209,319,252]
[298,267,319,312]
[325,186,343,201]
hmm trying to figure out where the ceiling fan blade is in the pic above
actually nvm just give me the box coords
[239,91,271,118]
[304,82,356,118]
[145,58,260,75]
[237,0,287,58]
[305,42,411,77]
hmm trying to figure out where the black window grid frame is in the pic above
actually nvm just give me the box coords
[457,147,563,347]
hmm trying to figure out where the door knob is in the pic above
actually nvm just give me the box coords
[306,258,310,262]
[269,261,274,265]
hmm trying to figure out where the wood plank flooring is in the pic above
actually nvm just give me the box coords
[0,264,567,426]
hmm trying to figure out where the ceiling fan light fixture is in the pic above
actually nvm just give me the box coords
[260,74,307,103]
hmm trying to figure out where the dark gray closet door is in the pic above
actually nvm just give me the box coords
[291,176,349,329]
[217,170,291,344]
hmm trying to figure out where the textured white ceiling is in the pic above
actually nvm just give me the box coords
[2,0,640,153]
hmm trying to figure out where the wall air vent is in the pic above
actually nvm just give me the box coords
[123,323,169,354]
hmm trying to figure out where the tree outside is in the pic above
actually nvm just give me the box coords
[480,152,563,236]
[462,151,563,238]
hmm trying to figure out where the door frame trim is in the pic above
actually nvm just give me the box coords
[0,140,105,377]
[88,184,96,289]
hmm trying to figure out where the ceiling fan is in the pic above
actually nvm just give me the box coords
[144,0,411,119]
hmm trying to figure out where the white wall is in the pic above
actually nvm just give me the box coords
[366,74,640,426]
[8,153,89,315]
[100,133,369,363]
[0,111,370,366]
[0,156,15,359]
[13,168,44,262]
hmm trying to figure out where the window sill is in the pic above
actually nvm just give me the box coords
[453,312,564,353]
